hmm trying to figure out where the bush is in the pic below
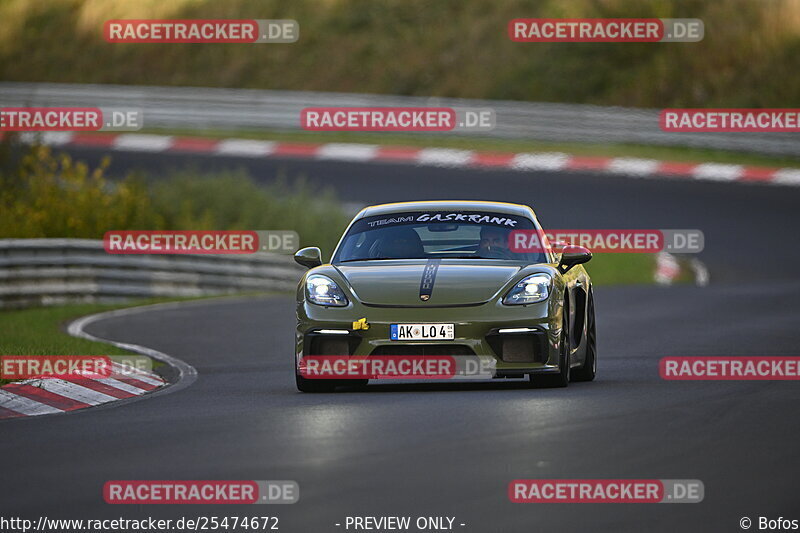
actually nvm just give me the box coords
[0,142,350,258]
[0,144,161,238]
[150,170,350,257]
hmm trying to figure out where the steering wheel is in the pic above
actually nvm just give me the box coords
[479,247,515,259]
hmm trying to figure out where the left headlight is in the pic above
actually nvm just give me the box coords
[503,273,552,305]
[306,274,349,306]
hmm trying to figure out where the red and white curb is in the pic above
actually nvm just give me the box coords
[13,132,800,187]
[0,363,165,420]
[0,302,198,421]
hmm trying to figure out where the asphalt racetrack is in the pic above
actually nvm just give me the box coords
[2,148,799,532]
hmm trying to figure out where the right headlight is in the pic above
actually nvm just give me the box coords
[306,274,349,306]
[502,273,552,305]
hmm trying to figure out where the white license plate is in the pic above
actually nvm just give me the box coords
[390,323,454,341]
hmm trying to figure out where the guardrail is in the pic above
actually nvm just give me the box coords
[0,239,303,309]
[1,82,797,156]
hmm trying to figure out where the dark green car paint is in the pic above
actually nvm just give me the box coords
[294,201,594,385]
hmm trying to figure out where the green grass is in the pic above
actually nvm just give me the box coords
[0,303,138,358]
[0,296,239,385]
[0,302,137,386]
[584,253,656,286]
[144,127,800,169]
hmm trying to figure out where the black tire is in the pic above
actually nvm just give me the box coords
[572,290,597,382]
[531,303,571,388]
[342,379,369,390]
[295,367,338,393]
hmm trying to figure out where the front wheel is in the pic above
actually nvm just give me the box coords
[295,369,338,392]
[531,307,570,388]
[572,290,597,382]
[295,362,368,392]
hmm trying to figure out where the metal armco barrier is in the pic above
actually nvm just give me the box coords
[0,239,304,309]
[0,82,797,156]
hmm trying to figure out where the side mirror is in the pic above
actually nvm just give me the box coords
[294,247,323,269]
[558,245,592,273]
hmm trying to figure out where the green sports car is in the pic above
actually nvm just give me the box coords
[293,200,596,392]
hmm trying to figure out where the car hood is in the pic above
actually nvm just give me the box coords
[335,260,523,306]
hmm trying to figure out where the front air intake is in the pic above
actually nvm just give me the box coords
[370,345,475,356]
[486,330,548,363]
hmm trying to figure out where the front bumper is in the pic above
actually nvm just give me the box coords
[296,298,563,375]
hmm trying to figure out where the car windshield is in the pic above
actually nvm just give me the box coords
[333,211,548,263]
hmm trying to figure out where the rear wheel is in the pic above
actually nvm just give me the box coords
[572,290,597,382]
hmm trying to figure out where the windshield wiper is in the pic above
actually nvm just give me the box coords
[443,255,498,259]
[340,257,415,262]
[340,255,511,262]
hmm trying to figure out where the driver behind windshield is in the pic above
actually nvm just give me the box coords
[372,227,425,259]
[478,226,512,258]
